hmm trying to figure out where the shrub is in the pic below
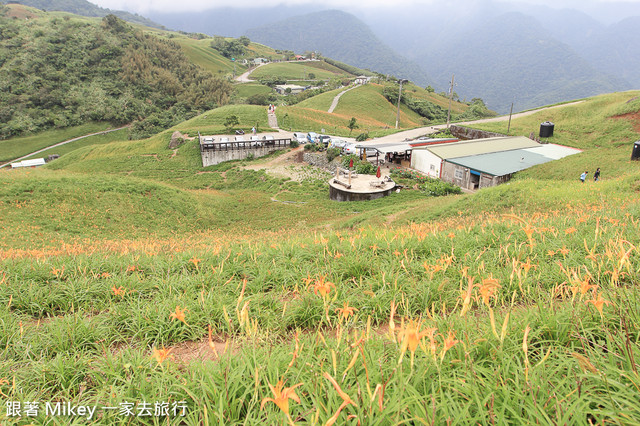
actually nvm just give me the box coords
[356,133,369,142]
[304,143,319,152]
[421,179,461,196]
[341,155,359,168]
[356,162,375,174]
[326,147,342,162]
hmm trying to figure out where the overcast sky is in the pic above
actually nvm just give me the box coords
[91,0,640,14]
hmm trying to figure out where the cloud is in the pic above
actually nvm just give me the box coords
[91,0,640,15]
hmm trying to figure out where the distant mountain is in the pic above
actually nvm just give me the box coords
[413,12,628,113]
[244,10,433,87]
[3,0,163,28]
[146,5,322,38]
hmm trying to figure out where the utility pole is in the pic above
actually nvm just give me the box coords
[446,74,455,129]
[395,79,407,129]
[507,102,514,134]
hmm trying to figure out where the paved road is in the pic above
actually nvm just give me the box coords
[0,126,129,169]
[367,100,585,144]
[328,86,356,113]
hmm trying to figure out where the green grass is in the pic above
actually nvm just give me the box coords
[470,91,640,181]
[174,38,245,76]
[0,122,116,164]
[297,87,346,111]
[171,105,272,135]
[21,129,130,161]
[233,83,274,98]
[1,91,640,424]
[249,61,352,81]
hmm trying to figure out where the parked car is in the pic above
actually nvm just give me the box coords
[343,143,357,155]
[329,139,347,150]
[306,132,319,144]
[262,135,275,141]
[234,136,246,142]
[292,132,307,144]
[220,137,230,143]
[318,135,332,147]
[203,137,214,143]
[250,136,260,141]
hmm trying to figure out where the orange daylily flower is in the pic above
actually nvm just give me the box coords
[586,293,612,316]
[111,285,125,297]
[189,257,201,269]
[397,318,436,367]
[335,301,358,321]
[311,276,335,299]
[260,379,303,425]
[169,306,188,325]
[565,227,577,235]
[152,346,173,365]
[479,277,501,307]
[440,331,459,361]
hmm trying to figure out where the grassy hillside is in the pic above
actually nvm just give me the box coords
[249,60,353,81]
[0,122,114,164]
[0,8,231,140]
[471,92,640,181]
[174,37,245,76]
[1,67,640,425]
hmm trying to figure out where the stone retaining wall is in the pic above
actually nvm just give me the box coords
[449,125,507,140]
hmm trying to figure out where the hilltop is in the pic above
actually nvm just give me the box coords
[2,0,163,28]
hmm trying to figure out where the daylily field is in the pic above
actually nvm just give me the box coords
[1,92,640,424]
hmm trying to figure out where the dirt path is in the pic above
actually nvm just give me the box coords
[241,147,328,181]
[235,63,265,83]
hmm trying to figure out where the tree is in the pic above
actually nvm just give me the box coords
[348,117,359,135]
[308,72,316,80]
[425,85,435,93]
[238,36,250,46]
[224,114,239,129]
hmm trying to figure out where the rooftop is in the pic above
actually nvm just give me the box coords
[446,143,582,176]
[419,136,540,159]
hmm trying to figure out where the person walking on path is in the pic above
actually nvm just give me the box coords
[252,126,256,135]
[594,168,601,182]
[580,170,588,183]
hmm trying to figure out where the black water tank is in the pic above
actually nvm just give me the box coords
[539,121,554,138]
[632,141,640,161]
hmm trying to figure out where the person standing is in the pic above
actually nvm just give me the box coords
[594,167,601,182]
[580,170,588,183]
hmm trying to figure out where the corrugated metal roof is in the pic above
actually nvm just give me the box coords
[446,143,581,176]
[355,138,459,155]
[421,136,540,159]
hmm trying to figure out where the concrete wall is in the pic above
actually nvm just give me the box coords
[201,144,289,167]
[411,149,443,178]
[441,161,504,190]
[449,125,507,140]
[329,185,395,201]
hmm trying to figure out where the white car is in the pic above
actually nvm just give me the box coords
[343,143,357,155]
[329,139,347,149]
[234,136,246,142]
[203,137,214,143]
[220,137,230,143]
[292,132,307,143]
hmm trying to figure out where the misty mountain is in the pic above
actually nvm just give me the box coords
[3,0,163,28]
[244,10,433,87]
[146,5,322,38]
[415,12,628,112]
